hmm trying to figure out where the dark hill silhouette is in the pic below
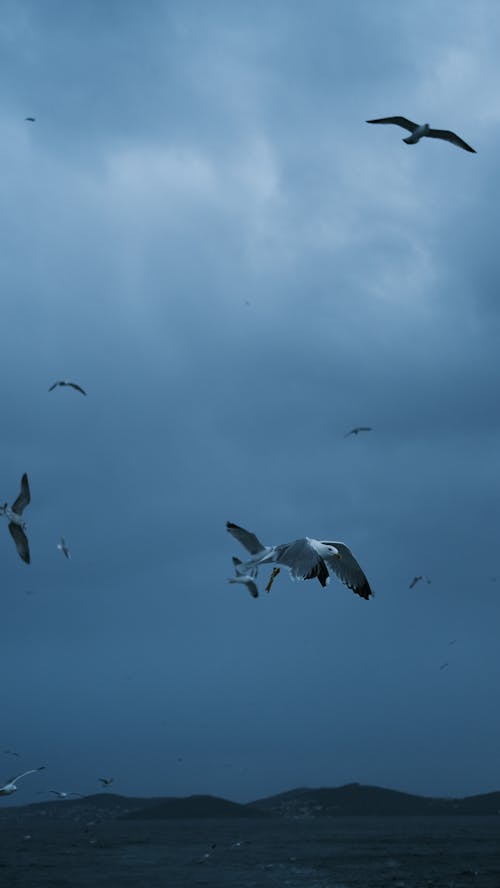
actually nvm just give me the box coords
[2,784,499,822]
[248,783,500,817]
[122,793,268,820]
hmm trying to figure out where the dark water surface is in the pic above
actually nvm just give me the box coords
[1,815,498,887]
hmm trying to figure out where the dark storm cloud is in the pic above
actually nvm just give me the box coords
[0,1,499,806]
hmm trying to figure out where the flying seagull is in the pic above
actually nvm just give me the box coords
[0,766,45,796]
[409,575,431,589]
[366,117,476,153]
[3,750,20,758]
[0,473,31,563]
[25,117,36,122]
[227,521,373,599]
[228,556,259,599]
[98,777,114,787]
[48,790,84,799]
[57,537,71,559]
[344,426,372,438]
[48,380,86,396]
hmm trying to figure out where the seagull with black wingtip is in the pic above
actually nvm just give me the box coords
[227,521,373,599]
[366,116,476,152]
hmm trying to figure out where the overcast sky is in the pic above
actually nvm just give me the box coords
[1,0,499,806]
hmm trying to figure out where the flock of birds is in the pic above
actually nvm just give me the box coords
[1,112,477,801]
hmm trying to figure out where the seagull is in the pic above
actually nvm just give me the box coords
[48,380,86,396]
[409,575,431,589]
[344,427,372,438]
[1,473,31,563]
[25,117,36,122]
[57,537,71,559]
[0,766,45,796]
[48,790,84,799]
[228,556,259,599]
[366,117,476,153]
[227,521,373,599]
[98,777,114,787]
[3,750,20,758]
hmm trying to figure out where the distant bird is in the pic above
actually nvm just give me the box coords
[98,777,114,787]
[439,662,449,671]
[3,750,20,757]
[0,766,45,796]
[265,566,281,594]
[24,117,36,122]
[48,380,86,396]
[0,473,31,563]
[57,537,71,559]
[366,117,476,153]
[344,426,372,438]
[48,790,84,799]
[228,556,259,599]
[227,521,373,599]
[409,575,431,589]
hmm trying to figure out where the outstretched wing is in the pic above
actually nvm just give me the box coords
[12,473,30,515]
[226,522,266,555]
[68,382,87,395]
[366,116,418,133]
[323,542,373,600]
[48,381,61,391]
[8,524,30,564]
[228,577,259,598]
[11,766,45,782]
[425,128,476,153]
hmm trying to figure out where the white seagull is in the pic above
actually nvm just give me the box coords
[366,117,476,153]
[0,766,45,796]
[48,790,84,799]
[57,537,71,559]
[48,380,86,396]
[0,473,31,563]
[228,556,259,599]
[227,522,373,599]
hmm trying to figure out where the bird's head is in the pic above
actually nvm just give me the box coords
[322,542,341,558]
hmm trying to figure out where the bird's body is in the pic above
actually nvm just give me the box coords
[1,473,31,563]
[227,522,372,599]
[0,766,45,796]
[48,380,86,396]
[366,117,476,153]
[25,117,36,122]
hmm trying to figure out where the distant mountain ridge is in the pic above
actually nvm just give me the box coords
[1,783,499,821]
[248,783,500,817]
